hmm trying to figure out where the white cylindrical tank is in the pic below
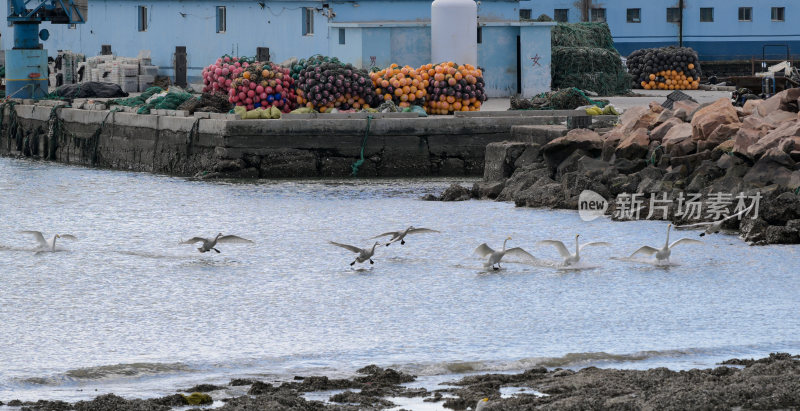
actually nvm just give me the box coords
[431,0,477,65]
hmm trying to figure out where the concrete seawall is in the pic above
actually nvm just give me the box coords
[1,102,606,178]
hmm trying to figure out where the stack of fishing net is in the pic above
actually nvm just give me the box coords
[551,23,630,96]
[110,86,164,108]
[177,92,232,114]
[627,46,701,90]
[136,88,193,114]
[511,88,608,110]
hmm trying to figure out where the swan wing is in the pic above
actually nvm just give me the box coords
[505,247,536,262]
[537,240,571,258]
[180,237,207,245]
[58,234,78,241]
[676,222,712,229]
[370,231,399,239]
[217,235,254,244]
[721,203,755,221]
[473,243,495,257]
[579,241,611,251]
[407,228,441,235]
[328,241,362,253]
[20,231,47,247]
[630,245,658,257]
[669,238,703,249]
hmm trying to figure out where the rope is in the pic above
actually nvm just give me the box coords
[648,144,663,165]
[351,115,373,177]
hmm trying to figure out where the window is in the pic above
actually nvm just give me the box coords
[771,7,785,22]
[519,9,531,20]
[338,28,345,44]
[302,7,314,35]
[667,7,680,23]
[137,5,147,32]
[738,7,752,22]
[554,9,568,22]
[590,8,606,22]
[477,26,482,44]
[700,7,713,22]
[626,8,641,23]
[216,6,226,33]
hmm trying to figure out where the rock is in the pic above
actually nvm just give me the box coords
[513,181,566,208]
[420,193,439,201]
[615,128,650,160]
[483,141,530,181]
[472,180,505,200]
[496,166,551,201]
[541,129,603,167]
[732,127,762,159]
[691,98,740,141]
[742,116,775,135]
[601,128,624,161]
[183,384,224,392]
[561,171,610,208]
[712,140,735,161]
[791,150,800,162]
[184,393,213,406]
[672,100,700,122]
[741,217,769,244]
[766,225,800,244]
[649,101,665,113]
[756,92,783,117]
[686,159,724,192]
[743,99,762,116]
[670,150,713,175]
[763,110,797,127]
[247,381,277,395]
[662,123,693,153]
[779,87,800,112]
[556,151,607,179]
[618,106,647,133]
[777,137,797,153]
[669,138,697,158]
[662,164,689,182]
[760,192,800,225]
[747,121,800,159]
[698,123,740,152]
[513,144,542,169]
[609,174,641,196]
[439,184,472,201]
[654,108,674,126]
[650,118,683,143]
[614,158,647,174]
[743,148,797,187]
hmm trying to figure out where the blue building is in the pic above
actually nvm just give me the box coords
[2,0,798,96]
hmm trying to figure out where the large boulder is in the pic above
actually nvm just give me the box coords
[779,88,800,112]
[698,123,740,152]
[662,123,693,150]
[672,100,700,122]
[670,150,713,176]
[439,184,472,201]
[762,110,797,127]
[691,98,740,141]
[732,127,762,159]
[483,141,531,181]
[496,165,551,201]
[601,128,625,161]
[619,105,660,134]
[743,99,762,116]
[746,121,800,159]
[541,129,603,167]
[743,147,797,187]
[615,128,650,160]
[741,116,775,135]
[650,118,683,143]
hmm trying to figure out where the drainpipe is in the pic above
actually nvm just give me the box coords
[678,0,684,47]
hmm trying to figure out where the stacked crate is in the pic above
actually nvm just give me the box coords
[81,52,160,92]
[49,51,86,87]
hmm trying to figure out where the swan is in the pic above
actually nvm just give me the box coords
[676,203,754,236]
[629,224,702,262]
[20,231,77,252]
[474,236,535,270]
[537,234,610,266]
[329,241,380,266]
[371,226,440,246]
[179,233,253,253]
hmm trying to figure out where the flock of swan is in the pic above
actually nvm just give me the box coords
[18,223,703,268]
[327,223,703,269]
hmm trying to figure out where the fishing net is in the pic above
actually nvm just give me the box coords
[510,88,609,110]
[178,92,232,114]
[550,23,630,95]
[136,89,193,114]
[110,86,164,107]
[551,22,616,49]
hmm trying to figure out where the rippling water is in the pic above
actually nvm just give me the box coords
[1,157,799,403]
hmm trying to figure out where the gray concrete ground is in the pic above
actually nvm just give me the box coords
[481,90,732,112]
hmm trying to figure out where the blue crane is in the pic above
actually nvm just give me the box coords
[6,0,87,98]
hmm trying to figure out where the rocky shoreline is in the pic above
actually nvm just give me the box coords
[429,91,800,245]
[3,354,799,410]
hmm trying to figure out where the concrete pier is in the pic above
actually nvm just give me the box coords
[1,102,614,178]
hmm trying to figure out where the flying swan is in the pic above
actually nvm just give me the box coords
[20,231,77,252]
[473,236,535,270]
[629,224,702,262]
[371,226,440,246]
[329,241,380,266]
[180,233,253,253]
[676,203,754,236]
[537,234,610,266]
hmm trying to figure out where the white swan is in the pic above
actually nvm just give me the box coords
[630,224,702,262]
[371,226,440,246]
[20,231,77,252]
[180,233,253,253]
[537,234,610,266]
[676,203,754,236]
[474,236,535,270]
[329,241,380,266]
